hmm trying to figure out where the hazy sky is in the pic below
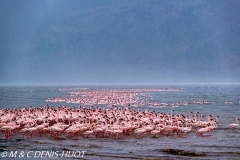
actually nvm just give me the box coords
[0,0,240,85]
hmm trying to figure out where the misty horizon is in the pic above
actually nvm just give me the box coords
[1,0,240,85]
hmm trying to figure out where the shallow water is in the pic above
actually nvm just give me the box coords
[0,84,240,159]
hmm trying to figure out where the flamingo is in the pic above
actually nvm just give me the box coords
[64,126,80,138]
[134,124,146,138]
[0,123,19,138]
[181,123,192,136]
[229,118,239,131]
[150,126,161,137]
[111,126,123,139]
[93,125,106,138]
[196,124,210,136]
[83,128,94,138]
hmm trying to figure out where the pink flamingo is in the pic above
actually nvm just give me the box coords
[229,118,239,131]
[196,124,210,136]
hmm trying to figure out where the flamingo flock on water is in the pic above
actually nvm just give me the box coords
[45,88,239,109]
[1,105,237,140]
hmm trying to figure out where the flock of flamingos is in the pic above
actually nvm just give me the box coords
[45,88,238,108]
[0,105,239,139]
[0,88,239,139]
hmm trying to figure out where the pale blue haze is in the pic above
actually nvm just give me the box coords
[0,0,240,85]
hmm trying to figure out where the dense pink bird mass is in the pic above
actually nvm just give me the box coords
[46,88,182,107]
[0,105,222,139]
[1,88,238,140]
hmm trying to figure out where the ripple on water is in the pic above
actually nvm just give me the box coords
[78,144,102,149]
[190,145,240,150]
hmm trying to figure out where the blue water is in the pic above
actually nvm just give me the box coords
[0,84,240,160]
